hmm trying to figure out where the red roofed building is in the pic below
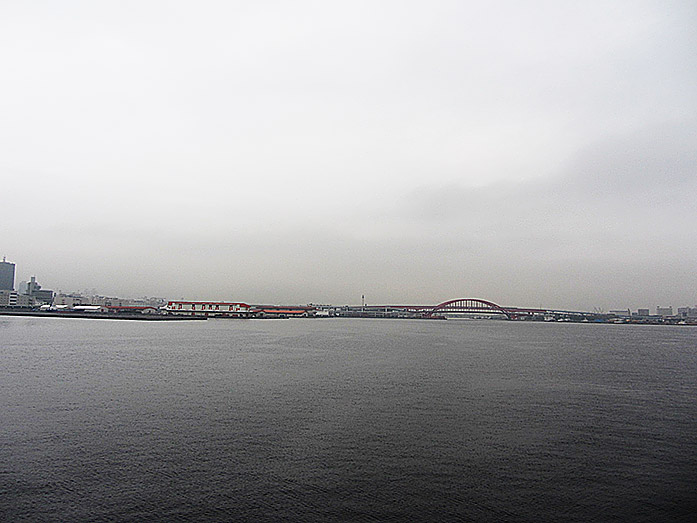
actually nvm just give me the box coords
[166,301,252,317]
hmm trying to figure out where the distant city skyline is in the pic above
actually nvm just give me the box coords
[3,254,695,316]
[1,1,696,311]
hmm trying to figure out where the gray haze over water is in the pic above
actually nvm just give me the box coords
[1,1,696,309]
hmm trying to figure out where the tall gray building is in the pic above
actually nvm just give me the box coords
[0,257,15,291]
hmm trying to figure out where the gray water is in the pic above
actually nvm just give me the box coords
[1,317,696,521]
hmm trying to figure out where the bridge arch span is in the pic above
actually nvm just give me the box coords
[427,298,511,319]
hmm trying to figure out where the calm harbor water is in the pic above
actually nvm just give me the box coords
[1,317,696,521]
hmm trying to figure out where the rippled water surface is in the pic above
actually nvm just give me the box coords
[1,317,696,521]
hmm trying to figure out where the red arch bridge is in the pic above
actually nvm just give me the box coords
[425,299,512,319]
[332,300,594,320]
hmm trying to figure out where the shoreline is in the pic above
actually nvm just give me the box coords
[1,310,694,325]
[0,310,207,321]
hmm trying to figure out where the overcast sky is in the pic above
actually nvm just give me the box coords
[1,0,695,310]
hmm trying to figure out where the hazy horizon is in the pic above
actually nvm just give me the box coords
[2,1,696,311]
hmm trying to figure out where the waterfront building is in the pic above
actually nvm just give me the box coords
[27,276,40,295]
[166,300,253,317]
[26,276,54,304]
[252,305,316,317]
[656,306,673,317]
[677,306,697,318]
[51,292,167,309]
[104,305,158,314]
[89,295,128,307]
[610,309,631,317]
[0,257,15,290]
[0,290,17,306]
[0,290,34,307]
[53,293,91,308]
[636,308,650,316]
